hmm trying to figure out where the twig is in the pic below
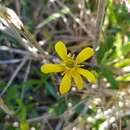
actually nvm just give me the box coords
[0,57,27,97]
[27,113,57,123]
[0,5,50,61]
[21,60,31,100]
[46,120,54,130]
[56,0,95,40]
[15,0,21,16]
[0,46,40,61]
[55,119,64,130]
[0,46,33,56]
[95,0,107,48]
[0,59,22,64]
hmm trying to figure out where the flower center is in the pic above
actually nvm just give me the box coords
[65,58,75,68]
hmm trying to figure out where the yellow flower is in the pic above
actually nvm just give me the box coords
[41,41,96,94]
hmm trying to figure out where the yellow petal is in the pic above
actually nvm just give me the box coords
[55,41,68,60]
[59,73,71,94]
[77,68,96,83]
[71,72,84,90]
[41,64,64,73]
[76,47,94,64]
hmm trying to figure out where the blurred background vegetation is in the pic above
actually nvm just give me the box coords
[1,0,130,130]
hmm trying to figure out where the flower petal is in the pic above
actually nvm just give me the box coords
[71,72,84,90]
[76,47,94,64]
[77,68,96,83]
[55,41,68,60]
[41,64,64,73]
[59,73,71,94]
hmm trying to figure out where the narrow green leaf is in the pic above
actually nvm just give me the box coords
[122,42,130,56]
[16,99,27,121]
[117,73,130,81]
[54,100,67,114]
[100,65,118,89]
[44,81,59,100]
[37,7,70,28]
[114,58,130,67]
[97,36,115,64]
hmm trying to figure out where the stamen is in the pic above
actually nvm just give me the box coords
[65,58,75,68]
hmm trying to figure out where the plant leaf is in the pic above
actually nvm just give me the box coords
[100,65,118,89]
